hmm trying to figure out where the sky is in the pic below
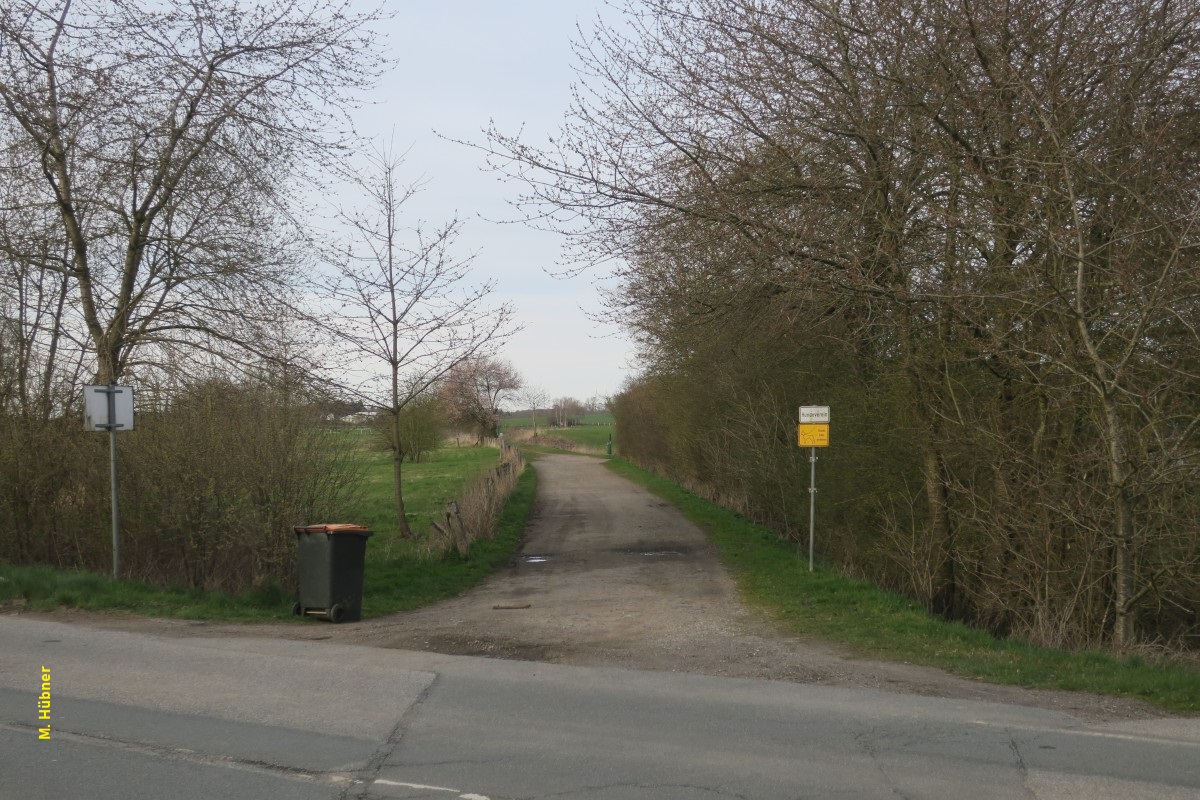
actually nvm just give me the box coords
[344,2,636,405]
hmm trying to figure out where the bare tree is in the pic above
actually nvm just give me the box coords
[0,0,387,383]
[0,135,86,419]
[551,396,585,428]
[320,145,516,537]
[441,356,522,444]
[519,384,549,435]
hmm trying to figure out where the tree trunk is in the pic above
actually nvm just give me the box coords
[922,446,957,618]
[391,412,413,538]
[1102,396,1135,647]
[1113,524,1134,647]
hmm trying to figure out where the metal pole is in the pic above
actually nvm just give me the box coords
[106,384,120,580]
[110,426,120,579]
[808,447,817,572]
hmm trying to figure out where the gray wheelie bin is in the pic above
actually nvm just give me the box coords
[293,524,373,623]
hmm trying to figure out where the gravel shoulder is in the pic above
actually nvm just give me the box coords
[25,453,1170,723]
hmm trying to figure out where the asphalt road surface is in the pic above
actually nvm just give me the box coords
[4,616,1200,799]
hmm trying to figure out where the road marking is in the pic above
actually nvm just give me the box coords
[970,720,1200,747]
[372,779,491,799]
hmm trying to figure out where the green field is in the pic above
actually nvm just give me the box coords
[605,457,1200,712]
[354,436,503,535]
[0,434,534,621]
[550,424,614,450]
[501,413,615,453]
[502,412,614,431]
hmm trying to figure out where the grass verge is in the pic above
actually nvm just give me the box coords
[360,462,535,616]
[604,457,1200,713]
[0,564,295,620]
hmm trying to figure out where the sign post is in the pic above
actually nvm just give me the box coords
[798,406,830,572]
[84,385,134,579]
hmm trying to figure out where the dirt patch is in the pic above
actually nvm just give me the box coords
[23,453,1172,723]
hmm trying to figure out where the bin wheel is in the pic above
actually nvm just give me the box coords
[328,604,345,624]
[291,602,303,617]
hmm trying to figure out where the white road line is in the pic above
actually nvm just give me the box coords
[372,779,491,799]
[970,720,1200,747]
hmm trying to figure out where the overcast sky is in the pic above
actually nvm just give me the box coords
[344,1,634,404]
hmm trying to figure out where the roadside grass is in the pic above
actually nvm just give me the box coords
[0,563,295,620]
[0,436,536,622]
[604,457,1200,713]
[360,463,535,616]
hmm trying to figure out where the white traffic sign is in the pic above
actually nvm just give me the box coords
[84,385,134,431]
[799,405,830,424]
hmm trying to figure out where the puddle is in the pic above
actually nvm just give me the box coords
[520,555,551,563]
[616,548,685,557]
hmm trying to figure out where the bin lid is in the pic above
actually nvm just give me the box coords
[294,524,373,536]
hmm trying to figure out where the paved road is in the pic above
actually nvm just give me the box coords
[3,616,1199,799]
